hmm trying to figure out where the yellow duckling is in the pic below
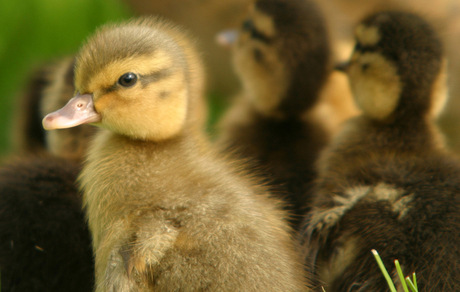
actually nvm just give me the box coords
[44,16,307,291]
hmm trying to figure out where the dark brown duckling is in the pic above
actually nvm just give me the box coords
[14,57,96,161]
[0,155,94,292]
[1,58,96,291]
[302,11,460,292]
[216,0,358,230]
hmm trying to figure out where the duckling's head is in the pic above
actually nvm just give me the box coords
[43,17,206,142]
[219,0,330,118]
[344,11,446,121]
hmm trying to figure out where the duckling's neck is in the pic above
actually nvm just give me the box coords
[370,113,442,149]
[277,84,323,120]
[89,129,200,162]
[80,129,204,246]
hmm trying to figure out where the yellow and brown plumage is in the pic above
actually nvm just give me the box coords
[44,16,307,291]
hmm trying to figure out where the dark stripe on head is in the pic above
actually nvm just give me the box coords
[354,42,378,54]
[256,0,331,116]
[101,68,174,94]
[242,19,272,44]
[140,68,173,87]
[76,17,188,91]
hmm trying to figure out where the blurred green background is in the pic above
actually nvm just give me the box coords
[0,0,134,157]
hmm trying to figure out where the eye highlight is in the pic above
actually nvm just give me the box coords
[118,73,138,87]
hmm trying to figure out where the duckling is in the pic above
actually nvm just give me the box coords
[1,58,96,291]
[301,11,460,291]
[13,64,51,154]
[216,0,359,230]
[43,16,307,292]
[14,57,96,161]
[0,154,94,292]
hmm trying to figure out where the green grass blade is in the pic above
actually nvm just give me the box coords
[405,276,418,292]
[395,260,409,292]
[413,273,417,290]
[322,287,326,292]
[372,249,397,292]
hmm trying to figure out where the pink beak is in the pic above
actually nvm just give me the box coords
[215,29,238,48]
[42,93,101,130]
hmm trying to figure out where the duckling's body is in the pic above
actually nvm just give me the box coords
[219,100,330,230]
[0,155,94,292]
[84,130,304,291]
[44,16,307,291]
[302,11,460,291]
[217,0,358,229]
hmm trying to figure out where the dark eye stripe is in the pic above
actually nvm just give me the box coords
[251,30,271,43]
[102,68,173,94]
[103,83,118,94]
[140,68,172,87]
[242,19,271,44]
[354,43,377,54]
[242,19,254,32]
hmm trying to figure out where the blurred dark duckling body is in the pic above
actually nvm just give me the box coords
[0,155,94,292]
[217,0,359,230]
[0,58,96,291]
[14,57,95,161]
[302,11,460,291]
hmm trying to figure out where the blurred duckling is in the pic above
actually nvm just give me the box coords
[0,155,94,292]
[14,57,96,161]
[302,11,460,291]
[43,16,307,292]
[0,57,95,291]
[216,0,358,230]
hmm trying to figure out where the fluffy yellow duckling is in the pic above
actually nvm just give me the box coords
[44,16,307,292]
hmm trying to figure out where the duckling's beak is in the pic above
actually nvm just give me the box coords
[216,29,238,48]
[334,61,350,73]
[42,93,101,130]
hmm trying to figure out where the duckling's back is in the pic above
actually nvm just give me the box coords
[216,0,349,230]
[0,155,94,292]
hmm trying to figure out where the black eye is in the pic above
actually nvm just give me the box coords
[361,64,369,71]
[118,73,138,87]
